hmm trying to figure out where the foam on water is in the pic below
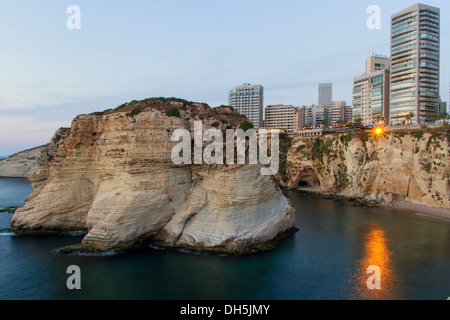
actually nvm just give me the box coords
[175,247,229,257]
[59,230,87,237]
[148,244,167,251]
[413,212,450,222]
[0,232,16,237]
[54,245,121,257]
[69,250,119,257]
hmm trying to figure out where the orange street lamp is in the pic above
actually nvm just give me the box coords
[370,125,387,140]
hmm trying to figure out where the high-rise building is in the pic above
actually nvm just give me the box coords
[297,106,307,130]
[228,83,264,129]
[329,101,352,126]
[390,3,440,125]
[264,105,302,132]
[318,83,333,106]
[305,105,329,128]
[441,102,447,115]
[366,55,390,74]
[353,68,391,125]
[345,105,353,124]
[438,99,447,115]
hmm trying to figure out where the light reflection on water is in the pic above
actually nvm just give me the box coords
[0,181,449,300]
[348,224,404,300]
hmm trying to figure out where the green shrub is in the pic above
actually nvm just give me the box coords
[166,108,181,118]
[394,130,408,138]
[239,121,254,132]
[411,129,425,140]
[358,131,370,143]
[216,105,235,111]
[130,105,141,117]
[0,207,18,213]
[115,103,127,110]
[341,133,353,143]
[333,166,349,192]
[310,139,332,163]
[151,97,190,104]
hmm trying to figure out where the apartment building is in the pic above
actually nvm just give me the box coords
[228,83,264,129]
[390,3,440,124]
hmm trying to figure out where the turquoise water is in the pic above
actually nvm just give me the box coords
[0,178,33,208]
[0,178,449,300]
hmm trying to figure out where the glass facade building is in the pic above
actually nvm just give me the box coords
[390,3,440,124]
[318,83,333,106]
[353,69,390,125]
[305,105,330,128]
[228,83,264,129]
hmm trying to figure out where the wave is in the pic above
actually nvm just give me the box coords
[0,232,16,237]
[54,245,121,257]
[175,247,229,257]
[176,248,204,255]
[68,250,120,257]
[148,244,167,251]
[413,212,450,222]
[59,230,87,237]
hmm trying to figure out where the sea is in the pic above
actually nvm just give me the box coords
[0,178,449,300]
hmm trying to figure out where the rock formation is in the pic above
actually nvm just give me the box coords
[282,128,450,209]
[11,98,296,254]
[0,145,48,178]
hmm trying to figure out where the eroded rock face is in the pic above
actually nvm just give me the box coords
[11,99,296,253]
[284,130,450,209]
[0,145,48,178]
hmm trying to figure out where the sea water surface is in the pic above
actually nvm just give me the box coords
[0,178,449,300]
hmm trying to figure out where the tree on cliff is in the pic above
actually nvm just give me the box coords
[239,121,254,132]
[354,117,364,127]
[406,112,415,125]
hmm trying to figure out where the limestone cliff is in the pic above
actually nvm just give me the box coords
[282,128,450,209]
[11,98,296,254]
[0,145,48,178]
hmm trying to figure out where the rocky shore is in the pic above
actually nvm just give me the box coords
[278,127,450,223]
[0,145,48,178]
[11,98,296,254]
[281,128,449,210]
[293,186,450,221]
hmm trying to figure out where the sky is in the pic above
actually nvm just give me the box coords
[0,0,449,155]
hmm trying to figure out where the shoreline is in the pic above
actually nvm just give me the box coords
[381,200,450,222]
[0,176,30,179]
[293,187,450,222]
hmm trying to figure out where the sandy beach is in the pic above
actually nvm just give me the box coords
[382,200,450,221]
[295,187,450,222]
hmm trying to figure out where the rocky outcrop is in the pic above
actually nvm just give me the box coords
[283,128,450,209]
[11,98,296,254]
[0,145,48,178]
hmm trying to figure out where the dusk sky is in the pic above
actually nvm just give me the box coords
[0,0,449,155]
